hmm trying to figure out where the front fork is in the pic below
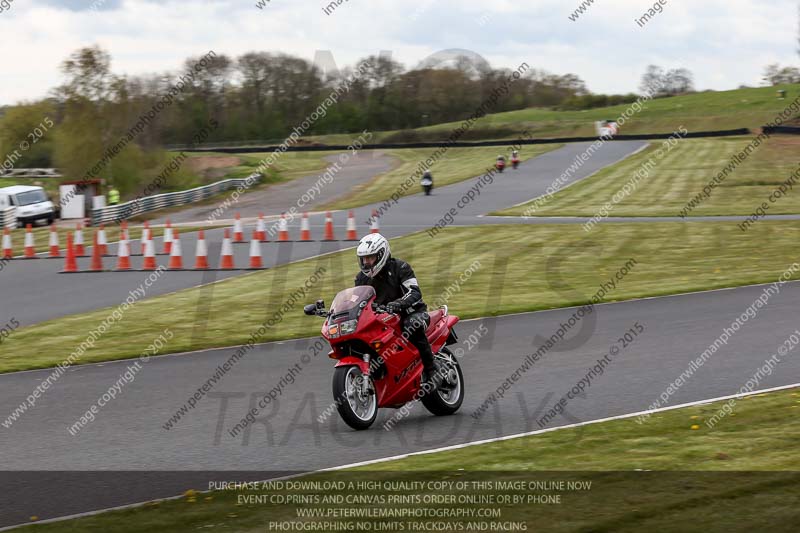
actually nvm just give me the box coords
[361,353,374,396]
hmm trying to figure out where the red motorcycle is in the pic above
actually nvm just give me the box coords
[495,156,506,173]
[511,156,520,169]
[305,286,464,430]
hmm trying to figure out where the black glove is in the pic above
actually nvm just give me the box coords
[385,301,404,314]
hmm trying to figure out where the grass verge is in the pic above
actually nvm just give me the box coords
[496,136,800,217]
[4,221,800,373]
[23,387,800,532]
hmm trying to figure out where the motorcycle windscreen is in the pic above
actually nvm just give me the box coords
[330,286,376,316]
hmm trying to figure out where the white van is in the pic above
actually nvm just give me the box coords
[0,185,56,226]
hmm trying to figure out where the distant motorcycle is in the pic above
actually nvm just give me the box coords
[511,151,520,169]
[495,156,506,173]
[421,176,433,195]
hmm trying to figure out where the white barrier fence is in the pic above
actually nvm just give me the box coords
[91,173,262,226]
[0,207,17,230]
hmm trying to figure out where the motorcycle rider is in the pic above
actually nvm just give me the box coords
[354,233,443,389]
[421,170,433,195]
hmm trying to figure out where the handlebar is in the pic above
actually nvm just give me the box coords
[371,303,397,316]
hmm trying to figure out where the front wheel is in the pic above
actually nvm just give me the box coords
[421,349,464,416]
[332,366,378,430]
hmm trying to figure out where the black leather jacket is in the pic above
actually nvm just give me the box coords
[355,257,427,314]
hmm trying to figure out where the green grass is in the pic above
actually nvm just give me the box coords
[307,84,800,144]
[322,145,559,210]
[232,150,333,183]
[5,221,800,373]
[497,136,800,217]
[23,388,800,532]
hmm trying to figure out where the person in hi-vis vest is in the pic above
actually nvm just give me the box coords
[108,187,120,205]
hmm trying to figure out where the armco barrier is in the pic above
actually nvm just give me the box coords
[171,129,752,154]
[91,173,262,226]
[0,207,17,230]
[762,126,800,135]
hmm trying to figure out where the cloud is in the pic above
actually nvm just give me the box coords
[0,0,797,105]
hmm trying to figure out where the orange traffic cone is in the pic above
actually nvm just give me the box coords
[278,214,290,242]
[256,213,267,242]
[141,221,150,255]
[24,224,36,258]
[89,231,104,272]
[97,224,108,256]
[300,212,312,241]
[168,229,183,270]
[74,222,85,257]
[346,210,358,241]
[323,212,335,241]
[163,219,173,255]
[233,213,244,243]
[194,230,209,270]
[249,230,263,269]
[62,233,78,273]
[48,225,61,257]
[115,236,131,270]
[2,227,12,259]
[220,229,235,269]
[370,210,380,234]
[142,235,157,270]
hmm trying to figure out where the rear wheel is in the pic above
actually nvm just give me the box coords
[421,348,464,416]
[332,366,378,430]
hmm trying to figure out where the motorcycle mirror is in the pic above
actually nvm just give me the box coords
[303,304,318,316]
[316,299,325,310]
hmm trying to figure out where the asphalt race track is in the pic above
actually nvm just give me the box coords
[1,140,647,327]
[2,281,800,526]
[4,139,800,528]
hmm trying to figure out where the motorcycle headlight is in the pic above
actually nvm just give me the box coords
[327,324,340,338]
[339,319,359,335]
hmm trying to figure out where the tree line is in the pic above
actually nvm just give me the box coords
[0,46,705,196]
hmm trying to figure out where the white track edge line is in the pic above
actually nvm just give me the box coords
[4,381,798,531]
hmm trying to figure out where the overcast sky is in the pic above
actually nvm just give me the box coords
[1,0,797,105]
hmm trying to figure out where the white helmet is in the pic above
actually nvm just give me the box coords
[356,233,390,278]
